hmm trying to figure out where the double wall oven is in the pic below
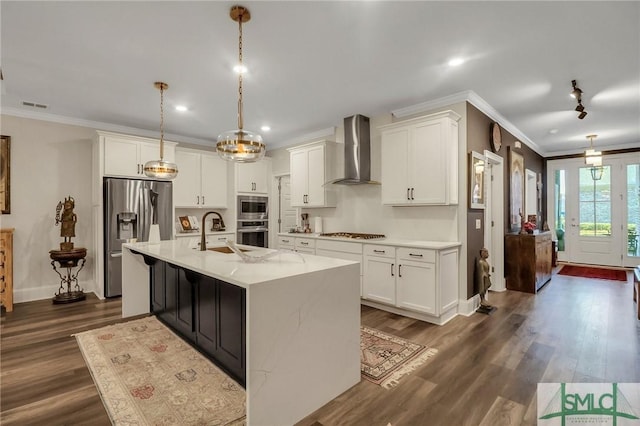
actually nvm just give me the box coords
[237,195,269,248]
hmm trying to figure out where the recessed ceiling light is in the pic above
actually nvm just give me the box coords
[549,129,559,134]
[175,105,188,112]
[261,125,271,132]
[233,64,247,74]
[448,58,465,67]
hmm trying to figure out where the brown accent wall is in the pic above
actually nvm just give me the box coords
[465,103,545,299]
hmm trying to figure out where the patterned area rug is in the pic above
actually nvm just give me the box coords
[74,316,246,425]
[558,264,628,282]
[360,326,437,389]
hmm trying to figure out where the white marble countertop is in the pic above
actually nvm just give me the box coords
[123,239,358,289]
[277,232,461,250]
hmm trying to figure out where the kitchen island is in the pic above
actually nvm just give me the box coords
[121,239,361,426]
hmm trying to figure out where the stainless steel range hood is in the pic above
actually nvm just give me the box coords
[329,114,380,185]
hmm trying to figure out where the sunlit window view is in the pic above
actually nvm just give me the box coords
[554,170,566,251]
[628,164,640,257]
[579,166,611,237]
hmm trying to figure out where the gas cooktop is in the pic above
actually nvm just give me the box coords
[320,232,386,240]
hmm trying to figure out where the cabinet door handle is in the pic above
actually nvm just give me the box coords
[399,264,402,278]
[300,241,308,245]
[411,188,415,200]
[407,188,410,200]
[217,237,226,241]
[391,263,394,277]
[409,253,423,258]
[196,195,200,205]
[373,249,386,254]
[282,239,290,243]
[202,196,205,205]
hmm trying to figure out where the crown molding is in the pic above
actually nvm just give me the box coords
[0,106,214,147]
[391,90,545,156]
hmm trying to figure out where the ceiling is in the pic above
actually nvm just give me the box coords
[1,1,639,156]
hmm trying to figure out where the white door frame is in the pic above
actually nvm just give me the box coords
[484,150,505,292]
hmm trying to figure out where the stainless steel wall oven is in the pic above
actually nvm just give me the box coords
[237,195,269,247]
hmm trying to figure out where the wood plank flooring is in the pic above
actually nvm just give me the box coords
[2,270,639,426]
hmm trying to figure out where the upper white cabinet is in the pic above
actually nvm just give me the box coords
[99,131,177,179]
[379,110,460,206]
[174,148,227,208]
[235,160,269,194]
[288,140,336,208]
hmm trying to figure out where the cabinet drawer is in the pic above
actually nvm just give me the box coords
[277,236,295,248]
[363,244,394,258]
[316,239,362,254]
[397,247,435,263]
[295,238,316,250]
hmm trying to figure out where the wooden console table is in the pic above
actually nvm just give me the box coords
[1,228,14,312]
[505,231,552,294]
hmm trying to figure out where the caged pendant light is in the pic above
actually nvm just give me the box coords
[144,82,178,179]
[584,134,603,181]
[216,5,266,163]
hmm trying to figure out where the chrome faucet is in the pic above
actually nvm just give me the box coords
[200,211,226,251]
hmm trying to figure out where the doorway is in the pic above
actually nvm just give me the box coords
[547,154,639,267]
[484,150,505,291]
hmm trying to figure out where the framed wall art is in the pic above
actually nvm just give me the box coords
[0,135,10,214]
[509,147,525,231]
[469,151,485,209]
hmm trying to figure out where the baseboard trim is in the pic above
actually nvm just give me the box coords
[361,300,458,326]
[458,295,480,317]
[13,280,94,303]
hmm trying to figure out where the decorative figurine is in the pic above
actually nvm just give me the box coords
[519,209,528,235]
[55,196,77,251]
[476,247,496,314]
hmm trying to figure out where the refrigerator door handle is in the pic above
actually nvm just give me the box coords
[110,252,123,258]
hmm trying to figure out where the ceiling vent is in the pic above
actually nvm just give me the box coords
[22,101,48,109]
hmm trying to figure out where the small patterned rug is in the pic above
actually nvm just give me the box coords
[74,316,245,425]
[558,264,628,282]
[360,326,437,389]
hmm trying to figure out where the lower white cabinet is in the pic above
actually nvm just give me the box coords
[277,235,315,254]
[315,239,363,296]
[177,232,235,250]
[363,244,458,319]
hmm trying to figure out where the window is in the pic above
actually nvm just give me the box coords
[579,166,611,237]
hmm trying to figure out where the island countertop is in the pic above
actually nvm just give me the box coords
[122,239,358,289]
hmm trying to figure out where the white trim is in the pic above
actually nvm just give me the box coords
[13,281,96,303]
[361,300,458,326]
[457,295,480,316]
[391,90,544,156]
[1,106,214,147]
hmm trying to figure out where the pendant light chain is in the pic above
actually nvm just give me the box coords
[159,83,165,160]
[237,10,244,131]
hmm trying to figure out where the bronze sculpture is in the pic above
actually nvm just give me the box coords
[55,196,77,251]
[476,247,495,314]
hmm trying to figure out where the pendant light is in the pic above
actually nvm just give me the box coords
[144,82,178,179]
[584,134,603,181]
[216,5,265,163]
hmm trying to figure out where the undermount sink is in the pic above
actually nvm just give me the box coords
[207,246,250,254]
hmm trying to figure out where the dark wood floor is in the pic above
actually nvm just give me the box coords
[2,271,639,426]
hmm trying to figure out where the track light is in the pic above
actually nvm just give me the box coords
[571,79,587,119]
[570,80,583,102]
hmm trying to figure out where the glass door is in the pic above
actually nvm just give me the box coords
[548,156,625,267]
[625,163,640,265]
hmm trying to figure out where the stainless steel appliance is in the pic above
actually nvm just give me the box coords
[104,177,173,297]
[327,115,380,185]
[320,232,386,240]
[237,195,269,247]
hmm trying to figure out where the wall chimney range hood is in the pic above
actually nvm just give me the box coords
[329,114,380,185]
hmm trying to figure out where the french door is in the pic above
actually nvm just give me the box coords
[547,154,640,267]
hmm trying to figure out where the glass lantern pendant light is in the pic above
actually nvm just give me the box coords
[144,82,178,179]
[216,5,265,163]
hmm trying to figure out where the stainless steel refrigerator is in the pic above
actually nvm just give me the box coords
[104,177,173,297]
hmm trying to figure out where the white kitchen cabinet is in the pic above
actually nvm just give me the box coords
[379,110,460,206]
[176,232,235,250]
[396,247,437,315]
[276,235,316,254]
[174,149,227,208]
[363,245,396,305]
[100,131,177,179]
[288,140,336,207]
[235,160,269,194]
[316,239,363,296]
